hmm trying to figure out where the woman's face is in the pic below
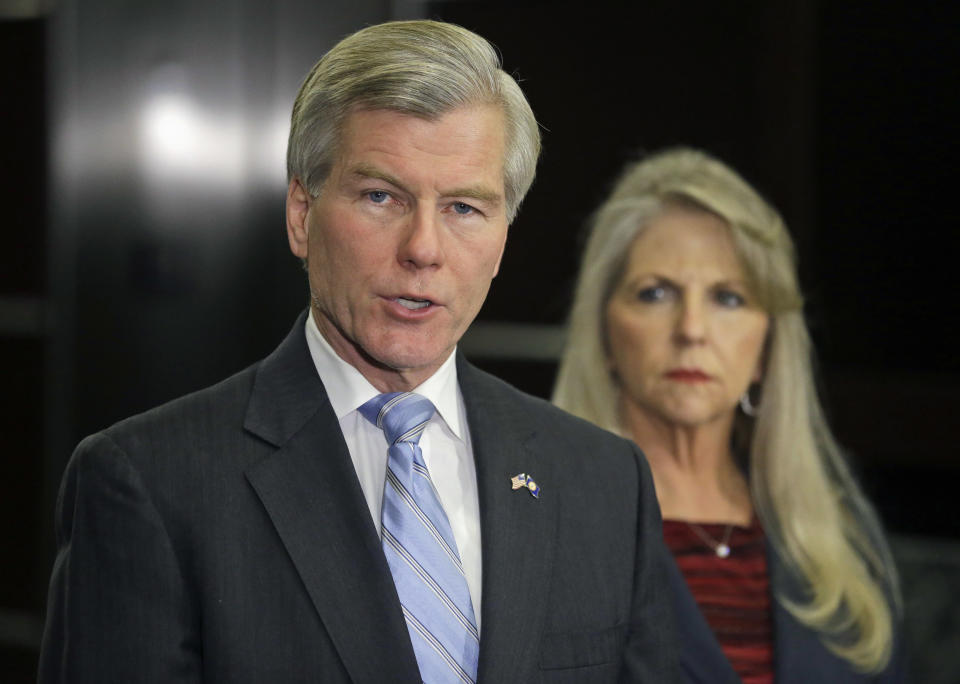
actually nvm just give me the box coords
[605,205,769,429]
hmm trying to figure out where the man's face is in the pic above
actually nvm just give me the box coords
[286,105,509,391]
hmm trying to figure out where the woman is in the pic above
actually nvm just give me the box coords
[553,147,903,683]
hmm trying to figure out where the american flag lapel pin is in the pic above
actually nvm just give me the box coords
[510,472,540,499]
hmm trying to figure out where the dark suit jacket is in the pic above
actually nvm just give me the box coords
[39,313,679,683]
[668,539,906,683]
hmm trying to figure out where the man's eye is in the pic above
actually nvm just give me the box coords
[367,190,390,203]
[714,290,745,308]
[452,202,475,215]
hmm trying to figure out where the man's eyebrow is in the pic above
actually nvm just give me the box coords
[443,185,503,206]
[347,162,502,207]
[347,163,407,190]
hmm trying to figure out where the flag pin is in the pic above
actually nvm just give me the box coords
[510,473,540,498]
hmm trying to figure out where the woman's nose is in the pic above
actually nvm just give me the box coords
[675,296,707,344]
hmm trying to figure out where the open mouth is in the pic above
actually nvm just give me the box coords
[395,297,432,310]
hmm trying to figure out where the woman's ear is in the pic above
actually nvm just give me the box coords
[286,178,311,259]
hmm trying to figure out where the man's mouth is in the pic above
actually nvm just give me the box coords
[395,297,432,310]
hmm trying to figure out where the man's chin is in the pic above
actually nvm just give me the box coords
[374,349,450,374]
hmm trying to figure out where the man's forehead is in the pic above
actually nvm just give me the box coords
[339,103,506,142]
[334,106,507,199]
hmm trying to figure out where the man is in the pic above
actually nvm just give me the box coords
[40,20,678,683]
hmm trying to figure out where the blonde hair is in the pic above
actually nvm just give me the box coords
[287,20,540,223]
[553,147,899,672]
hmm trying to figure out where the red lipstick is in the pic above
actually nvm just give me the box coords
[664,369,711,383]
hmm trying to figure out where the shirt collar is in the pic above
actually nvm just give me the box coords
[304,310,463,440]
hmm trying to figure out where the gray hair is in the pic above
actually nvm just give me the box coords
[553,147,898,672]
[286,20,540,223]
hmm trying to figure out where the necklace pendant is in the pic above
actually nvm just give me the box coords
[715,543,731,558]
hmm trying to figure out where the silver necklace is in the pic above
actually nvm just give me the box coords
[686,522,734,558]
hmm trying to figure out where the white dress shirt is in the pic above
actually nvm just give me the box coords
[304,312,483,626]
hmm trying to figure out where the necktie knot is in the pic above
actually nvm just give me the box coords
[359,392,436,446]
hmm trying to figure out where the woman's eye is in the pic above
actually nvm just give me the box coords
[636,286,666,302]
[714,290,746,308]
[367,190,390,204]
[452,202,475,215]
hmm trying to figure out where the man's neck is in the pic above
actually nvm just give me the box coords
[309,308,448,393]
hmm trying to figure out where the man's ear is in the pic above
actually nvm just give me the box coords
[286,178,311,259]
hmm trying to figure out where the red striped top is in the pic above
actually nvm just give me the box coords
[663,518,774,684]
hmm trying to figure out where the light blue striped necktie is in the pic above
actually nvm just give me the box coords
[359,392,479,684]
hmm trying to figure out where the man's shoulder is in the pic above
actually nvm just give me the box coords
[94,360,262,451]
[59,359,269,510]
[94,312,313,451]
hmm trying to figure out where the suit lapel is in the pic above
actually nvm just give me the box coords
[243,313,420,684]
[457,357,558,683]
[769,545,863,684]
[770,546,805,684]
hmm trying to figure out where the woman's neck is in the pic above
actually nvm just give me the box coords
[622,403,753,525]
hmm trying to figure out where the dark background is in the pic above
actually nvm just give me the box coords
[1,0,956,680]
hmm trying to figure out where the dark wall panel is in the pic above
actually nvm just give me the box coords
[49,0,391,451]
[0,19,47,295]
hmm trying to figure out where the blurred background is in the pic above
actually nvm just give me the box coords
[1,0,956,680]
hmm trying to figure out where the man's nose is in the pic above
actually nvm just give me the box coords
[398,207,443,269]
